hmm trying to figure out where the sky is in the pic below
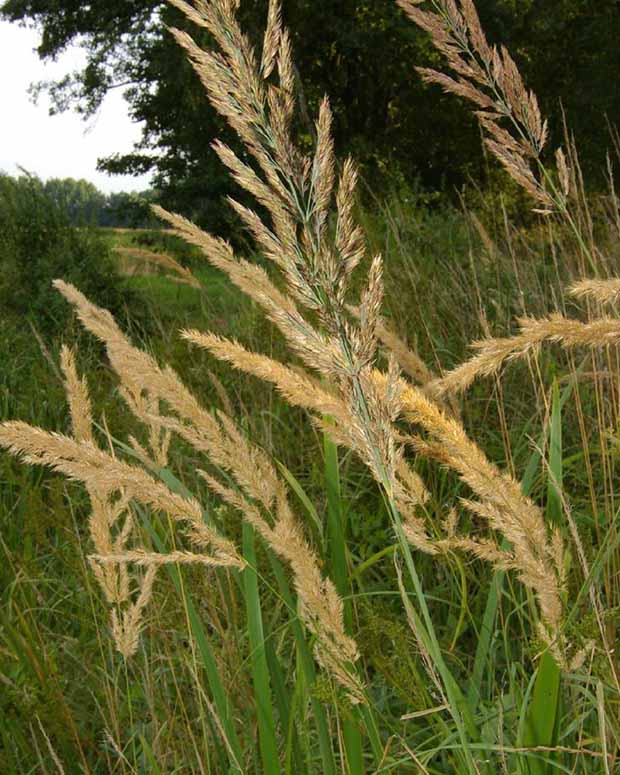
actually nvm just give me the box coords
[0,20,152,193]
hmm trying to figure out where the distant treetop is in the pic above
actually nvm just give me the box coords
[3,0,620,220]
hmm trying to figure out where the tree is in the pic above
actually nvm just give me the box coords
[43,177,107,225]
[3,0,620,221]
[103,190,161,228]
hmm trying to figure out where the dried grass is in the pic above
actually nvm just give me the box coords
[113,245,200,288]
[1,278,362,696]
[3,0,599,699]
[152,0,567,653]
[397,0,569,214]
[432,306,620,396]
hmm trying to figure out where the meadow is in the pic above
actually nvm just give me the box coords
[2,1,620,773]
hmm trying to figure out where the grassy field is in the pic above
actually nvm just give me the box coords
[3,0,620,773]
[2,195,619,773]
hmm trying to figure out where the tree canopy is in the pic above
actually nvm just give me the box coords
[4,0,620,222]
[36,177,157,228]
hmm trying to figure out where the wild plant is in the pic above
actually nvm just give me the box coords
[154,0,566,655]
[399,0,620,759]
[2,0,620,772]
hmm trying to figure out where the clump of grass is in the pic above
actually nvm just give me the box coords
[154,0,567,660]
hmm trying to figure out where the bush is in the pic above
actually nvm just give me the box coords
[0,173,137,336]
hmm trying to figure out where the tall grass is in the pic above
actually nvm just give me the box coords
[2,0,620,772]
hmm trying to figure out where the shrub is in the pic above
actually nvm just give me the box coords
[0,173,136,336]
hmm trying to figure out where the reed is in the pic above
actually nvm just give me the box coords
[153,0,566,662]
[3,0,620,771]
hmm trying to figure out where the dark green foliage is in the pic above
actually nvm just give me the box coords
[4,1,619,221]
[43,176,107,226]
[0,173,137,335]
[102,189,161,228]
[42,176,159,228]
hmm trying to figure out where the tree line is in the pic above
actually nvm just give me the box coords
[3,0,620,227]
[33,176,157,229]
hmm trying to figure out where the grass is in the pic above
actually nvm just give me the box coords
[2,207,618,773]
[3,0,620,772]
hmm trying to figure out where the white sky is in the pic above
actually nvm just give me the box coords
[0,20,152,193]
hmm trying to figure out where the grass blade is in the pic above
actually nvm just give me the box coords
[243,522,282,775]
[522,381,563,775]
[267,554,337,775]
[144,521,245,773]
[323,433,365,773]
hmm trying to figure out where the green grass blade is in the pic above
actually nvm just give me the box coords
[522,381,563,775]
[145,523,244,772]
[393,546,479,772]
[265,638,303,774]
[323,432,349,613]
[243,522,282,775]
[139,735,164,775]
[467,569,503,708]
[276,460,324,544]
[521,651,561,775]
[268,554,337,775]
[468,377,574,710]
[323,433,365,773]
[546,380,563,525]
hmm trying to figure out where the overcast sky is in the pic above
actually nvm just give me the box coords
[0,20,152,193]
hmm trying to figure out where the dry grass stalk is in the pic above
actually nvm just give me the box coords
[60,345,94,444]
[0,423,242,563]
[182,331,438,554]
[53,282,362,696]
[373,317,462,417]
[93,549,238,567]
[396,0,569,213]
[155,0,415,522]
[206,369,235,417]
[570,278,620,306]
[57,280,175,468]
[111,565,158,659]
[376,319,435,387]
[60,347,148,655]
[182,330,347,419]
[113,246,200,288]
[1,330,243,658]
[389,376,564,647]
[347,302,437,387]
[432,312,620,395]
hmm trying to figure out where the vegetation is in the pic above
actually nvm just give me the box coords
[3,0,620,222]
[3,1,620,773]
[40,177,159,229]
[0,173,140,335]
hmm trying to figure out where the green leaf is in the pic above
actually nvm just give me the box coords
[521,652,561,775]
[323,433,365,773]
[276,460,324,544]
[521,381,563,775]
[546,380,563,525]
[243,522,282,775]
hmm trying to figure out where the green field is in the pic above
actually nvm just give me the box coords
[3,0,620,772]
